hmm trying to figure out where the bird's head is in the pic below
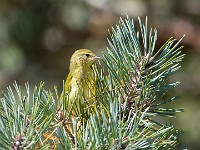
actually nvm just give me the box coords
[70,49,99,71]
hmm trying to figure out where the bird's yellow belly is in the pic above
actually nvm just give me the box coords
[69,77,94,112]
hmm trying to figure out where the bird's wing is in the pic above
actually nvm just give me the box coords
[65,73,73,92]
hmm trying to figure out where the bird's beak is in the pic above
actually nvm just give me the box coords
[94,56,100,59]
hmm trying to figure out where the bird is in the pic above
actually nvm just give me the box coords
[42,50,99,145]
[61,49,100,118]
[59,49,100,144]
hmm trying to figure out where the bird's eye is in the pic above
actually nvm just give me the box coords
[85,54,90,57]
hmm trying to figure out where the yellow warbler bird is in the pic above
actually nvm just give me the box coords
[43,49,99,144]
[63,49,99,117]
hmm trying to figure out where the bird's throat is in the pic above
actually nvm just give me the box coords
[71,66,92,79]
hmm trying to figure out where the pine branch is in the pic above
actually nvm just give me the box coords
[0,16,185,149]
[92,16,184,149]
[0,82,54,149]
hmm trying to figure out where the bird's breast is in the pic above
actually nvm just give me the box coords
[69,75,94,102]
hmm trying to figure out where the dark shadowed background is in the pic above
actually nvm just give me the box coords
[0,0,199,149]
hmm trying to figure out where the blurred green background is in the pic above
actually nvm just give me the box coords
[0,0,199,149]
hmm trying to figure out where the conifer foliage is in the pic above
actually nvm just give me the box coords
[0,16,185,149]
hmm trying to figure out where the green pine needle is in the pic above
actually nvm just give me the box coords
[0,15,185,149]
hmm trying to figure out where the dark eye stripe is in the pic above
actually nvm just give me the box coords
[85,54,90,57]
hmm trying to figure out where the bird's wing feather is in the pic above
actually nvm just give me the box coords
[65,73,73,92]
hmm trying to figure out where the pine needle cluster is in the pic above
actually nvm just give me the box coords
[0,16,185,149]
